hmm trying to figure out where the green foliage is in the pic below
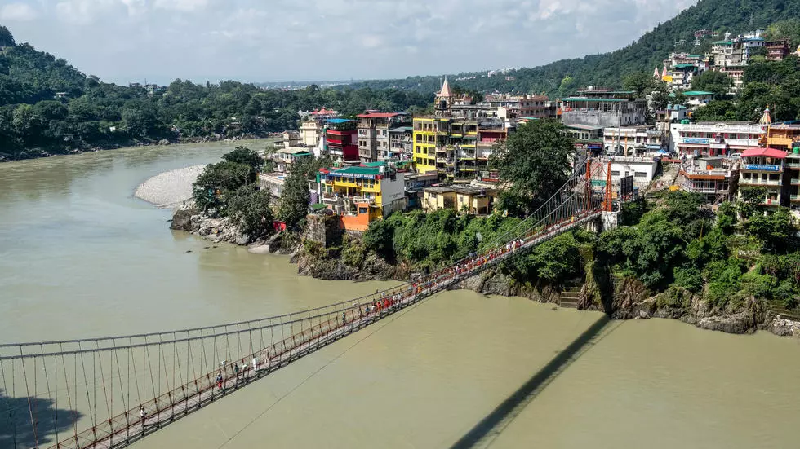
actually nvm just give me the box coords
[764,18,800,47]
[192,160,256,213]
[672,266,704,293]
[745,208,798,252]
[0,26,15,47]
[227,185,273,239]
[490,119,574,216]
[740,272,778,299]
[222,147,263,172]
[277,159,312,229]
[691,71,733,98]
[622,72,662,98]
[716,201,738,233]
[363,218,395,261]
[704,258,745,308]
[619,199,647,226]
[737,187,768,218]
[341,239,367,267]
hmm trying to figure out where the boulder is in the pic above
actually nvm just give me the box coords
[170,208,199,231]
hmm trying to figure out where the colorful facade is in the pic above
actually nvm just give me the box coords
[739,147,787,206]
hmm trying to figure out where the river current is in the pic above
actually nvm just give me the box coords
[0,143,798,448]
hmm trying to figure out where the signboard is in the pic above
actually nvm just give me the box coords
[327,172,379,180]
[744,164,780,171]
[683,138,709,144]
[620,175,634,196]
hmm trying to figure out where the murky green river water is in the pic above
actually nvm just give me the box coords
[1,143,798,448]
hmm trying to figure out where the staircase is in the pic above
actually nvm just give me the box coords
[558,286,582,309]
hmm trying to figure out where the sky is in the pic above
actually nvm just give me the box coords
[1,0,698,85]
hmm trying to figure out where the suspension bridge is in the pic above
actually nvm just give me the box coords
[0,160,621,449]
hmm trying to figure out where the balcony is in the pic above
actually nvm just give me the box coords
[791,195,800,202]
[739,178,782,186]
[768,136,795,147]
[792,178,800,185]
[786,160,800,169]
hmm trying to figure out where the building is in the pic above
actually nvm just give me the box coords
[422,185,498,215]
[274,147,312,172]
[281,131,301,148]
[317,165,406,231]
[764,123,800,151]
[561,88,647,128]
[680,156,738,202]
[565,124,604,155]
[388,126,413,161]
[259,173,287,198]
[603,156,661,191]
[603,126,666,156]
[404,172,439,209]
[324,119,359,164]
[715,66,745,93]
[412,78,512,179]
[299,120,321,147]
[357,112,408,163]
[683,90,714,107]
[739,147,787,207]
[785,149,800,209]
[669,122,765,157]
[766,39,791,60]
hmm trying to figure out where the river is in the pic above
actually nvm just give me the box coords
[0,143,798,449]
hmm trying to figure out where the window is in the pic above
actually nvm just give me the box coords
[358,207,368,214]
[611,170,621,176]
[634,172,647,178]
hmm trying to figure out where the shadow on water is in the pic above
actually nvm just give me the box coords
[0,390,81,449]
[450,315,614,449]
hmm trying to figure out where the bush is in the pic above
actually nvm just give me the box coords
[704,259,744,307]
[227,185,273,239]
[672,265,703,293]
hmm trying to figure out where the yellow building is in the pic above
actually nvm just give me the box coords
[318,165,406,215]
[422,185,498,215]
[412,117,449,174]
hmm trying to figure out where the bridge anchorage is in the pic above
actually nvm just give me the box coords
[1,159,622,449]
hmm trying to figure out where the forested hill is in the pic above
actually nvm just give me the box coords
[0,25,431,161]
[349,0,800,96]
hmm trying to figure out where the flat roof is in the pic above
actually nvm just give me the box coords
[357,112,402,118]
[389,126,413,132]
[563,97,627,102]
[326,118,353,124]
[576,90,635,94]
[565,124,605,131]
[683,90,714,96]
[330,166,381,176]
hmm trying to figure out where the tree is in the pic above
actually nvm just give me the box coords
[745,208,798,252]
[228,185,274,240]
[738,187,769,218]
[222,146,263,172]
[691,71,733,98]
[490,119,574,215]
[623,71,660,98]
[765,18,800,48]
[278,160,312,229]
[0,26,15,47]
[192,161,256,212]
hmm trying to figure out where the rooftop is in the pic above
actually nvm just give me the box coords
[326,118,353,124]
[741,148,787,159]
[389,126,414,133]
[357,112,402,118]
[565,124,605,131]
[563,97,627,103]
[673,63,697,69]
[330,166,382,176]
[683,90,714,96]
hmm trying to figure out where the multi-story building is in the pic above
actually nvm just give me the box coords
[784,148,800,209]
[519,95,556,118]
[669,122,765,157]
[324,118,359,164]
[683,90,714,107]
[603,126,666,156]
[299,120,321,147]
[281,131,301,148]
[413,78,512,179]
[357,112,408,163]
[565,124,604,155]
[766,39,791,60]
[764,123,800,151]
[739,147,787,207]
[388,126,413,161]
[274,147,312,172]
[317,165,406,231]
[561,88,647,128]
[412,117,449,174]
[680,156,738,202]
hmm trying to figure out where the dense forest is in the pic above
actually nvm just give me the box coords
[348,0,800,96]
[0,25,431,161]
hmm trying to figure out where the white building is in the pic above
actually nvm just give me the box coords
[606,157,661,190]
[603,126,666,156]
[669,122,765,157]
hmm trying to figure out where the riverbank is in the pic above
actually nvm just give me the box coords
[135,165,206,208]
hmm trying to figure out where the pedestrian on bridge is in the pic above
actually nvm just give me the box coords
[216,372,224,390]
[139,406,146,426]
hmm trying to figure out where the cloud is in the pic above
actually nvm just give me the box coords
[0,3,39,21]
[153,0,209,12]
[9,0,700,83]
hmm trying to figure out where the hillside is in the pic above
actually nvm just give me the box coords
[349,0,800,96]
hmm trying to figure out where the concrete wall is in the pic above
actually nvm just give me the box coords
[563,111,645,128]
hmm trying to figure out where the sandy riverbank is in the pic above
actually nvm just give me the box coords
[135,165,205,208]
